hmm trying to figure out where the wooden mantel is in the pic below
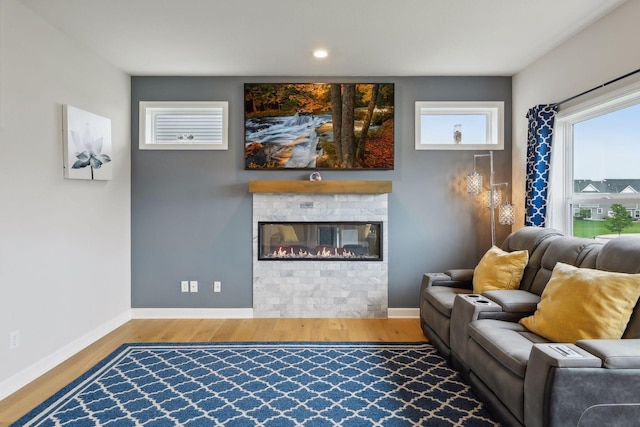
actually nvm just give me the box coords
[248,180,392,194]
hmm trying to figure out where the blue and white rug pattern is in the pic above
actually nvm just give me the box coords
[14,342,496,426]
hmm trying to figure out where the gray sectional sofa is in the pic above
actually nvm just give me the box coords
[420,226,640,427]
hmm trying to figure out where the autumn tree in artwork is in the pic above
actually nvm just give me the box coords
[245,84,330,115]
[341,84,356,167]
[356,84,379,163]
[330,84,343,166]
[332,83,383,168]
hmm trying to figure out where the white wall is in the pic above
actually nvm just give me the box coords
[0,0,131,398]
[512,0,640,229]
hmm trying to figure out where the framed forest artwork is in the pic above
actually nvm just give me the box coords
[244,83,394,170]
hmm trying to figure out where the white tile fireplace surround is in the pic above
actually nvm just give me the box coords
[250,181,390,318]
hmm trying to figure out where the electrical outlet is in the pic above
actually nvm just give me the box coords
[214,281,221,293]
[9,330,19,350]
[181,281,189,293]
[190,280,198,292]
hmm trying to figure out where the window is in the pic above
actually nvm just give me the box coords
[139,101,228,150]
[414,101,504,150]
[552,82,640,240]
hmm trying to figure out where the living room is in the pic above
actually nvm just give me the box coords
[1,0,640,424]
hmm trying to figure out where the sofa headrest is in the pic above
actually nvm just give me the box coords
[598,237,640,339]
[596,237,640,274]
[500,226,563,253]
[521,237,602,295]
[539,237,604,270]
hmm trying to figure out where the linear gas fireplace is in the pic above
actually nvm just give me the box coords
[251,188,389,318]
[258,221,382,261]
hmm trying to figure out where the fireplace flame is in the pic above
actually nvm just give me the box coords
[270,246,360,259]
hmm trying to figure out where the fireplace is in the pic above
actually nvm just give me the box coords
[258,221,382,261]
[250,183,390,318]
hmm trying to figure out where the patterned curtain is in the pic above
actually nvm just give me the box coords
[525,104,558,226]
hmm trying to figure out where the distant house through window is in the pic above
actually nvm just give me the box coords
[579,183,600,193]
[551,81,640,240]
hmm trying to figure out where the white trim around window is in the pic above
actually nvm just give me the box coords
[414,101,504,150]
[550,80,640,235]
[139,101,229,150]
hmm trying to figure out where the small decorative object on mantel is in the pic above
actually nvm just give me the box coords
[62,105,113,181]
[309,172,322,181]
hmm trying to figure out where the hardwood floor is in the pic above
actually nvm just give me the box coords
[0,318,425,426]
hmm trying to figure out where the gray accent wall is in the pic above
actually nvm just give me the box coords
[131,76,512,309]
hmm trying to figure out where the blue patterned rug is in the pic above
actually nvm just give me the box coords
[13,342,496,426]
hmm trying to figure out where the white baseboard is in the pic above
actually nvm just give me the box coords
[132,308,416,319]
[387,308,420,318]
[131,308,255,319]
[0,310,131,401]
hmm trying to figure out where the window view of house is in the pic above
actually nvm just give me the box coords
[570,102,640,239]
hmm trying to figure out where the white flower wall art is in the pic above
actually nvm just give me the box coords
[63,105,112,180]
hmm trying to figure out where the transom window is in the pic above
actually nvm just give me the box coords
[139,101,228,150]
[552,82,640,240]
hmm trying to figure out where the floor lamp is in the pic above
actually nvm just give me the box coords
[466,151,515,246]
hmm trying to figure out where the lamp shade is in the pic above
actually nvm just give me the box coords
[485,187,502,208]
[499,201,516,225]
[466,171,483,194]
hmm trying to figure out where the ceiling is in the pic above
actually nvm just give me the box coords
[20,0,627,77]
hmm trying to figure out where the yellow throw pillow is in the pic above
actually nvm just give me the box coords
[277,225,299,242]
[473,246,529,294]
[519,262,640,343]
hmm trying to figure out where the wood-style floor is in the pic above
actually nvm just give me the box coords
[0,318,425,426]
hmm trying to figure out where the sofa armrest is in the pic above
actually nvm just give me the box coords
[450,294,502,369]
[420,272,473,291]
[445,268,474,282]
[525,343,602,427]
[528,343,602,368]
[482,290,540,313]
[525,343,640,427]
[577,339,640,369]
[526,341,640,426]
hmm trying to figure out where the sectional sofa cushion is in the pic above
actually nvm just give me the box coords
[520,262,640,343]
[468,319,551,378]
[473,246,529,294]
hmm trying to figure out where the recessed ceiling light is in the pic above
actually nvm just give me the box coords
[313,49,328,59]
